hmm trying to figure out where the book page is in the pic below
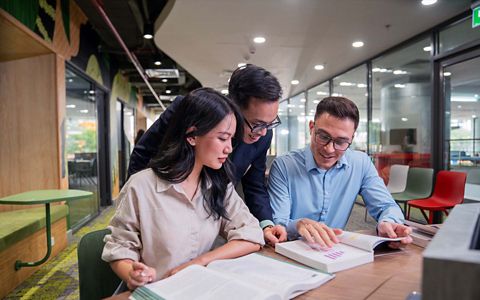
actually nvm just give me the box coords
[339,231,405,251]
[207,253,334,298]
[135,264,277,300]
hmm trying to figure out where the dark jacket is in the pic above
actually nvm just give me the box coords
[127,96,273,222]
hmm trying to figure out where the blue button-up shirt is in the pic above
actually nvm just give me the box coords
[268,146,404,238]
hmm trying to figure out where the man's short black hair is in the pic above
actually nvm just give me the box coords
[228,64,282,109]
[315,97,360,130]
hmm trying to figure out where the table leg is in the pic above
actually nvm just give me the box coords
[15,203,52,270]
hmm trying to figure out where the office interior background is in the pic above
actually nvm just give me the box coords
[0,0,479,299]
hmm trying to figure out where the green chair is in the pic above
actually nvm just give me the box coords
[391,167,434,215]
[77,229,121,300]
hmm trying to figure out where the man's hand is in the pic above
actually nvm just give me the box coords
[263,225,287,246]
[296,218,342,249]
[126,261,156,290]
[377,221,413,249]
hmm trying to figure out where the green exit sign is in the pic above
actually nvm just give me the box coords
[473,6,480,28]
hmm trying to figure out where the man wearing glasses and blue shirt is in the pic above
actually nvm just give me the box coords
[128,64,287,245]
[268,97,412,249]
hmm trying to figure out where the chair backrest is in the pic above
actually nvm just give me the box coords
[404,167,434,198]
[431,170,467,205]
[386,164,409,193]
[77,229,121,300]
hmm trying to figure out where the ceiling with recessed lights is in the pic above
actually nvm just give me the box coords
[153,0,471,99]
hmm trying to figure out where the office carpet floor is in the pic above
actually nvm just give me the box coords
[5,203,376,299]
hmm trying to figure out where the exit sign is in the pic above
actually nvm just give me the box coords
[474,6,480,28]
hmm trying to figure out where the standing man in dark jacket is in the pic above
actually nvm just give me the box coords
[128,64,287,245]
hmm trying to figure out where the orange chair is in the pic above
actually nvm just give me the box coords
[407,170,467,224]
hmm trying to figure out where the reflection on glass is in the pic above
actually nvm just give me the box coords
[307,82,329,139]
[276,100,289,155]
[65,69,99,230]
[332,64,368,152]
[371,37,432,182]
[439,16,480,54]
[444,56,480,186]
[123,107,135,169]
[289,93,307,150]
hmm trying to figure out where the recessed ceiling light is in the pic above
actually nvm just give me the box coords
[300,98,306,102]
[394,84,406,88]
[221,89,228,95]
[162,79,168,83]
[154,61,161,66]
[421,0,437,6]
[401,117,408,122]
[352,41,364,48]
[143,33,153,39]
[67,78,73,83]
[66,104,76,108]
[291,80,299,85]
[444,72,452,77]
[423,46,432,52]
[253,36,266,44]
[357,83,367,88]
[166,90,171,94]
[80,109,89,113]
[237,62,247,68]
[314,64,324,70]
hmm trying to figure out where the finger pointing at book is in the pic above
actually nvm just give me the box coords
[296,218,343,249]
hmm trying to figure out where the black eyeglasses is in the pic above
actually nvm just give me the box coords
[244,116,281,134]
[314,129,351,151]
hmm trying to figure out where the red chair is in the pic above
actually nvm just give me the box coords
[407,170,467,224]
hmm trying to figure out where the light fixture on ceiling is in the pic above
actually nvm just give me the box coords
[162,79,168,83]
[154,60,161,66]
[80,109,89,113]
[253,36,266,44]
[291,80,299,85]
[66,104,76,108]
[444,72,452,77]
[221,89,228,95]
[423,46,432,52]
[352,41,364,48]
[357,83,367,88]
[401,117,408,122]
[143,23,153,39]
[67,78,73,83]
[421,0,437,6]
[394,84,406,88]
[314,64,324,70]
[165,90,172,94]
[238,62,247,68]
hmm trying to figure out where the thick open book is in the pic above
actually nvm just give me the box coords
[130,253,334,300]
[275,231,404,273]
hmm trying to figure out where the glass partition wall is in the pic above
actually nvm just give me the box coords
[370,37,432,182]
[65,68,100,230]
[444,56,480,186]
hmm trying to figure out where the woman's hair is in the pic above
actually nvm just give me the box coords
[148,87,243,220]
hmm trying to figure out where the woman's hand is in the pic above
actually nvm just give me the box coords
[126,261,156,290]
[162,257,207,279]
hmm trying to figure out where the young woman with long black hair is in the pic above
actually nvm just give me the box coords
[102,88,264,290]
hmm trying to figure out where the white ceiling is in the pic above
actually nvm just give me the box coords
[153,0,471,99]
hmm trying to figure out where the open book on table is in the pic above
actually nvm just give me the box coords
[275,231,404,273]
[130,253,334,300]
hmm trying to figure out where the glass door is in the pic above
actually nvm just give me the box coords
[443,55,480,193]
[65,68,100,230]
[116,100,136,187]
